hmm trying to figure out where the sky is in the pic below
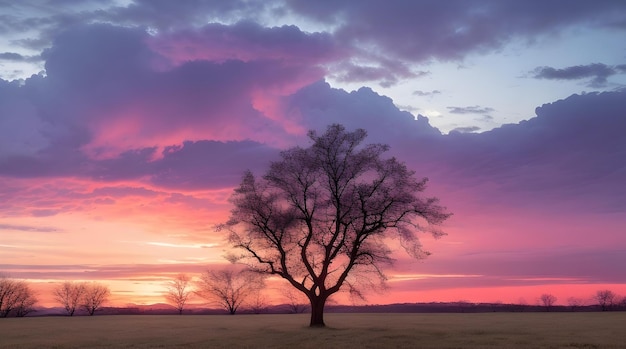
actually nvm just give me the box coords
[1,0,625,308]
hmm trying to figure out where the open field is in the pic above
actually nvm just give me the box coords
[1,312,625,349]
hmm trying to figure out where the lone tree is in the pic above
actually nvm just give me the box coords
[540,293,557,311]
[222,124,450,327]
[164,274,193,315]
[54,281,86,316]
[81,282,110,315]
[595,289,617,311]
[196,268,265,315]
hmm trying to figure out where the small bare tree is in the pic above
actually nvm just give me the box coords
[196,268,264,315]
[595,289,617,311]
[165,274,192,315]
[567,297,585,311]
[82,282,110,315]
[540,293,557,312]
[54,281,86,316]
[282,287,309,314]
[0,276,38,317]
[248,292,270,314]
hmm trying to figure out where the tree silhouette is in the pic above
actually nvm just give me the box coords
[196,268,264,315]
[567,297,585,311]
[53,281,86,316]
[540,293,557,311]
[0,275,38,317]
[81,282,110,315]
[248,291,270,314]
[165,274,192,315]
[595,289,616,311]
[222,124,450,327]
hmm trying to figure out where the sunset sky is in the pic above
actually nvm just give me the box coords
[1,0,625,308]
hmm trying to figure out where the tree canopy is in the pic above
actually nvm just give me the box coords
[222,124,451,326]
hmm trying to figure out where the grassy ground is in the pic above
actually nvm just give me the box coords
[1,312,625,348]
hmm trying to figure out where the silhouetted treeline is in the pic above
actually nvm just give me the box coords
[20,300,626,317]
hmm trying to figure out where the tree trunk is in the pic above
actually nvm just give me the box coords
[309,295,327,327]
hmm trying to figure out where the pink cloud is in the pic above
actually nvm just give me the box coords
[148,21,347,67]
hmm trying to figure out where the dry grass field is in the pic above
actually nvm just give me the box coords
[1,312,625,348]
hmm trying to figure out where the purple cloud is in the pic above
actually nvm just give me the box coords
[395,248,626,287]
[149,21,345,67]
[0,52,40,62]
[0,223,61,233]
[413,90,441,97]
[450,126,481,134]
[283,80,626,213]
[532,63,625,87]
[5,1,625,88]
[286,0,626,64]
[149,140,280,190]
[1,23,624,214]
[0,263,209,280]
[447,106,495,115]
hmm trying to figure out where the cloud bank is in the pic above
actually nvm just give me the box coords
[0,4,624,304]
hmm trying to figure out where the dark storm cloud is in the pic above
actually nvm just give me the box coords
[532,63,626,87]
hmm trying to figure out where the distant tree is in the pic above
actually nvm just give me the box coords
[514,298,528,312]
[247,292,270,314]
[0,275,38,317]
[53,281,86,316]
[221,124,451,327]
[540,294,557,311]
[282,287,309,314]
[164,274,192,315]
[196,268,265,315]
[13,283,38,317]
[595,289,617,311]
[81,282,110,315]
[567,297,585,311]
